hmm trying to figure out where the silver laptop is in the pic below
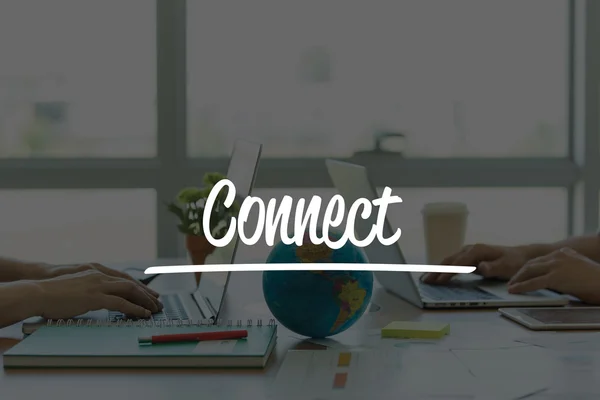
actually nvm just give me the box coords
[23,140,262,334]
[121,139,262,322]
[325,159,569,309]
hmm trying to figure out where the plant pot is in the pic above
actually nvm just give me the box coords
[185,235,216,286]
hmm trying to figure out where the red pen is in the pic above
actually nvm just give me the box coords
[138,329,248,344]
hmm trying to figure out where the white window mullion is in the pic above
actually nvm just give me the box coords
[0,159,159,188]
[187,158,579,189]
[156,0,188,258]
[573,0,600,235]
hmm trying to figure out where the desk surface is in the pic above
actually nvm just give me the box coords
[0,261,595,399]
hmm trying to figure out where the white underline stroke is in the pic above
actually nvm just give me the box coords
[144,264,475,274]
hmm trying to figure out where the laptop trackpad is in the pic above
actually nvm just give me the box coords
[477,280,557,299]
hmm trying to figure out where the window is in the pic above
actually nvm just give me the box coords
[0,0,156,157]
[187,0,568,158]
[0,1,597,263]
[0,190,156,264]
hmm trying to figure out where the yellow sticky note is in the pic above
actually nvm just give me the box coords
[381,321,450,339]
[337,352,351,367]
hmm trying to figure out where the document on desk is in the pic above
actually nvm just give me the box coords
[514,332,600,351]
[270,348,547,400]
[450,345,600,397]
[271,348,476,399]
[434,321,531,350]
[298,321,528,352]
[451,346,553,387]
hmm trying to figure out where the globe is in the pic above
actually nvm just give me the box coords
[262,229,374,338]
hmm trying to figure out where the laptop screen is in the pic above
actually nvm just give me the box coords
[325,159,408,266]
[192,140,262,319]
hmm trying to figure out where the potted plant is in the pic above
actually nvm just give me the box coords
[166,172,239,285]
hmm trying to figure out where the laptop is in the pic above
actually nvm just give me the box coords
[22,140,262,335]
[325,159,569,309]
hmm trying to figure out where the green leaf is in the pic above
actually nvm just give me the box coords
[169,173,235,237]
[176,187,204,203]
[189,222,202,235]
[215,226,227,240]
[166,202,185,220]
[200,186,213,198]
[209,206,221,231]
[203,172,226,186]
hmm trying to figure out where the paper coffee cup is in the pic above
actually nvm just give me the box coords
[422,202,468,265]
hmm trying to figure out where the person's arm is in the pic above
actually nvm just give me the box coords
[523,234,600,264]
[0,258,159,298]
[0,270,162,329]
[0,281,41,328]
[0,257,50,283]
[425,234,600,284]
[508,247,600,304]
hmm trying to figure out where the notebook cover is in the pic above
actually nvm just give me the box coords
[4,325,276,368]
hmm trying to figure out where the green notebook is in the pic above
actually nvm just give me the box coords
[4,323,277,368]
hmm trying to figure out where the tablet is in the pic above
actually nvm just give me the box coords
[499,307,600,330]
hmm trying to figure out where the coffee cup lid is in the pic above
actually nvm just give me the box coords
[421,202,468,215]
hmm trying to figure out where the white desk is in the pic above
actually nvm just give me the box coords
[0,260,597,399]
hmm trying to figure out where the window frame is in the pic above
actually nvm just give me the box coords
[0,0,596,258]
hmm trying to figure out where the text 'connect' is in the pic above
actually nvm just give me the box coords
[203,179,402,249]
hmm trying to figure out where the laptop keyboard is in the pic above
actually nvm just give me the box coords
[108,294,189,322]
[418,282,500,301]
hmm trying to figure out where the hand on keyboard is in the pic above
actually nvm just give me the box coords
[35,269,162,320]
[109,294,188,321]
[508,247,600,305]
[44,262,161,299]
[421,243,533,285]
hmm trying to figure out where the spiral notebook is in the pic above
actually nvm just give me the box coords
[4,319,277,368]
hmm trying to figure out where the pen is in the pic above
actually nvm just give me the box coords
[138,329,248,344]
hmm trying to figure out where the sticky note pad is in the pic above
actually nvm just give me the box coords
[381,321,450,339]
[337,352,351,367]
[333,372,348,389]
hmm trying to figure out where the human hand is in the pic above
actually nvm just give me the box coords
[33,269,162,319]
[41,262,160,299]
[508,247,600,304]
[421,243,533,284]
